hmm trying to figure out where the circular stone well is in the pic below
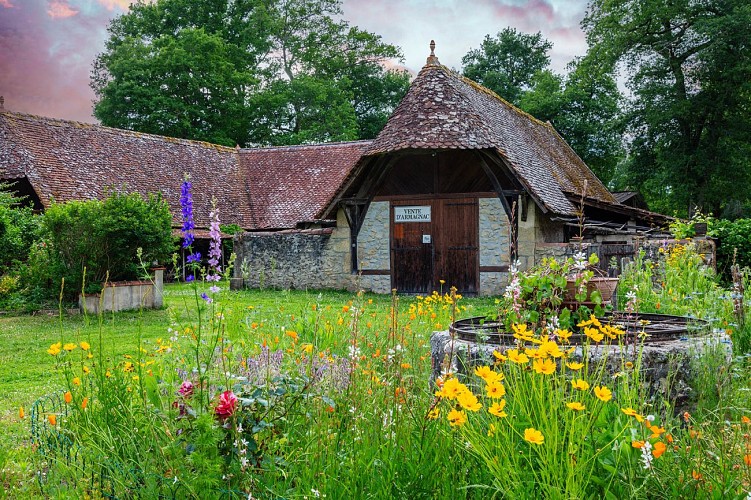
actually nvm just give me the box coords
[431,313,731,409]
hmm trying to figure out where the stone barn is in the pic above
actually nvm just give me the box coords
[0,46,670,295]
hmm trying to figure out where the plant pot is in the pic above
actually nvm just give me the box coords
[564,277,619,304]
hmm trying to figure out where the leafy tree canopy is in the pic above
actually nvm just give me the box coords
[92,0,410,146]
[583,0,751,216]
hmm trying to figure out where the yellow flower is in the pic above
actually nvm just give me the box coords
[301,343,314,354]
[123,362,135,373]
[593,385,612,402]
[584,327,604,343]
[566,361,584,371]
[492,350,507,362]
[63,343,77,352]
[447,409,467,427]
[485,382,506,399]
[474,365,503,383]
[507,349,529,364]
[47,342,62,356]
[426,407,440,420]
[488,400,507,417]
[539,340,563,358]
[437,377,466,400]
[555,329,573,343]
[487,423,497,437]
[577,314,602,328]
[524,427,544,445]
[566,401,585,411]
[82,365,90,375]
[532,358,556,375]
[72,377,81,386]
[457,390,482,412]
[571,379,590,391]
[79,341,90,351]
[64,391,72,404]
[621,407,640,418]
[625,361,634,370]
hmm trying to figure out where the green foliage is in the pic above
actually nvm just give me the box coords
[92,0,409,146]
[462,27,552,106]
[583,0,751,216]
[711,218,751,276]
[43,192,174,299]
[0,185,42,274]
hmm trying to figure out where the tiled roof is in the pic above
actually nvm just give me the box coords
[364,62,616,215]
[0,111,365,230]
[0,111,252,229]
[239,142,370,229]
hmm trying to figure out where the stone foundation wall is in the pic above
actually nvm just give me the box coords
[234,210,353,291]
[358,201,390,271]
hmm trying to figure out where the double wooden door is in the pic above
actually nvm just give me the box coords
[390,198,479,294]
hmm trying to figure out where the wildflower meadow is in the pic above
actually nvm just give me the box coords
[1,182,750,498]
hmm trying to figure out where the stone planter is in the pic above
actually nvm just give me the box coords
[79,269,164,314]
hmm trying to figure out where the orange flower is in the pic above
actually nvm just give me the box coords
[64,391,72,404]
[692,470,703,480]
[47,414,57,426]
[743,454,751,466]
[742,415,750,424]
[652,441,667,458]
[19,407,24,419]
[631,440,645,449]
[285,330,299,342]
[81,397,89,410]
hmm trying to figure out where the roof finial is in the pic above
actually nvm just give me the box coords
[426,40,440,66]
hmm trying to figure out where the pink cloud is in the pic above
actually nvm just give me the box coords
[96,0,139,11]
[0,0,14,8]
[47,0,79,19]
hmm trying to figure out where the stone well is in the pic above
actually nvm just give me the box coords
[431,313,731,410]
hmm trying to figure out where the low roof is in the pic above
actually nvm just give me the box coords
[362,59,616,216]
[0,110,361,230]
[239,141,369,229]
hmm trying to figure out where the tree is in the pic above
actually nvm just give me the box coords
[91,0,409,146]
[583,0,751,216]
[462,28,553,105]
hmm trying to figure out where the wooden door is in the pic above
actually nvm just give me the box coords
[436,198,479,294]
[391,203,433,293]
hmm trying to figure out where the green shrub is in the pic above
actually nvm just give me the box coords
[0,188,42,274]
[43,191,174,299]
[711,218,751,278]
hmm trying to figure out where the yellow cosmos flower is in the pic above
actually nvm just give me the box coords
[63,343,77,352]
[621,407,640,418]
[577,314,602,328]
[79,341,90,351]
[566,401,585,411]
[485,382,506,399]
[492,350,507,362]
[571,379,590,391]
[539,340,563,358]
[447,409,467,427]
[488,400,507,417]
[555,329,573,342]
[525,348,543,359]
[474,365,503,383]
[524,427,544,445]
[47,342,62,356]
[507,349,529,364]
[584,327,604,343]
[301,343,314,354]
[123,362,135,373]
[593,385,612,402]
[426,407,440,420]
[532,358,556,375]
[457,390,482,412]
[82,365,90,375]
[64,391,72,404]
[566,361,584,370]
[72,377,81,386]
[437,377,467,400]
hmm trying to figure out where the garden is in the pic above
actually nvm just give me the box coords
[1,184,751,498]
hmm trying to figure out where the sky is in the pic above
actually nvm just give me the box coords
[0,0,590,123]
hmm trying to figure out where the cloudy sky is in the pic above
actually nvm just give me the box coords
[0,0,589,123]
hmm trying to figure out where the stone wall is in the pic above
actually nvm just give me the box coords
[234,209,353,290]
[358,201,390,271]
[479,197,510,295]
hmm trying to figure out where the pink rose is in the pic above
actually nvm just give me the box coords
[178,380,194,397]
[215,390,238,420]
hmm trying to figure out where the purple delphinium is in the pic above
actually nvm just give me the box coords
[201,292,213,304]
[180,179,195,249]
[206,199,222,283]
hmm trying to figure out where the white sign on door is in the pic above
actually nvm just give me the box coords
[394,206,431,222]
